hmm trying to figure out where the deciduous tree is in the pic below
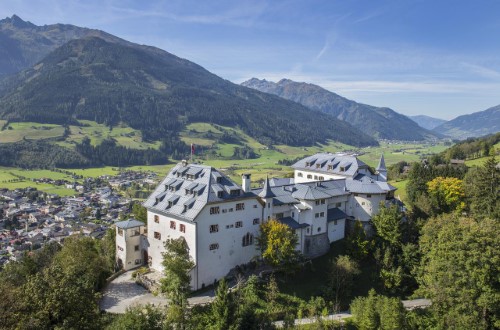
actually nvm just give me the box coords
[417,214,500,329]
[257,219,301,273]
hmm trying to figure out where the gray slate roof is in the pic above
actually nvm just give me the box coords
[345,175,396,194]
[144,162,254,221]
[277,217,309,229]
[292,153,369,177]
[254,178,349,201]
[327,208,348,222]
[115,219,144,229]
[376,154,387,171]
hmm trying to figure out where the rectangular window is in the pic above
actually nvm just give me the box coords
[154,215,159,223]
[314,175,318,180]
[235,221,243,228]
[367,194,372,198]
[320,212,324,217]
[209,243,219,250]
[319,176,324,181]
[253,204,258,208]
[321,199,325,205]
[253,218,260,225]
[315,200,320,205]
[327,165,333,170]
[210,206,220,215]
[154,231,161,240]
[180,224,186,233]
[210,224,219,233]
[131,229,140,236]
[315,213,320,218]
[336,202,341,208]
[134,245,140,251]
[236,203,245,211]
[276,213,284,219]
[307,174,312,179]
[170,221,176,230]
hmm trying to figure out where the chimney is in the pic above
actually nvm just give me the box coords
[242,173,251,193]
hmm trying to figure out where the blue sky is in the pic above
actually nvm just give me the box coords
[2,0,500,119]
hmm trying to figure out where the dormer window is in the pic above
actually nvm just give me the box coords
[230,189,240,197]
[168,201,173,208]
[217,191,223,198]
[216,177,222,183]
[340,166,345,172]
[306,162,310,166]
[316,164,321,168]
[327,165,333,170]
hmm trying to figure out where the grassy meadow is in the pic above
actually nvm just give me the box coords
[0,120,450,196]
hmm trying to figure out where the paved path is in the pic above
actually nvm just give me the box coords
[100,271,167,313]
[100,271,215,313]
[275,313,352,328]
[101,271,430,316]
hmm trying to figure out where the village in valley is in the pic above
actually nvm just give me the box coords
[0,170,157,267]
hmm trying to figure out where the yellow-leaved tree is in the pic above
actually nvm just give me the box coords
[257,219,302,274]
[426,176,465,214]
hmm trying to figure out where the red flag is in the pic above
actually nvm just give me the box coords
[191,143,195,155]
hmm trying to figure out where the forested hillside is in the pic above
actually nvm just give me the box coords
[241,78,440,141]
[433,104,500,139]
[0,37,377,149]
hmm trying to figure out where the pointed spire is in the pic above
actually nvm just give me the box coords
[258,175,275,198]
[376,154,386,171]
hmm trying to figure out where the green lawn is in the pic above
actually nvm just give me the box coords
[60,120,160,150]
[389,179,408,204]
[0,120,450,196]
[0,122,65,143]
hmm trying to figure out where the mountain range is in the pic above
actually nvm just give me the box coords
[241,78,440,141]
[408,115,447,130]
[432,105,500,139]
[0,16,377,148]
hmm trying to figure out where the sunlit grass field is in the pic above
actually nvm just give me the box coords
[0,120,450,195]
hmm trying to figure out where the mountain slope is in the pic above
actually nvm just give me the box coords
[0,15,129,76]
[433,105,500,139]
[241,78,440,141]
[409,115,447,130]
[0,36,377,148]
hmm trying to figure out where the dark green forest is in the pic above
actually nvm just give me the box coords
[0,138,167,168]
[0,37,377,148]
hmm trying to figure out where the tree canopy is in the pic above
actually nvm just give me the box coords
[257,219,302,273]
[417,214,500,329]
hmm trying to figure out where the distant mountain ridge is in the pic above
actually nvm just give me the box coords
[241,78,440,141]
[0,19,377,148]
[432,105,500,139]
[408,115,447,130]
[0,15,125,76]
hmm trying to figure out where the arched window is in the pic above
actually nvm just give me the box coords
[242,232,254,247]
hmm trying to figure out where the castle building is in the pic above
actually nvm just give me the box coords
[116,153,396,290]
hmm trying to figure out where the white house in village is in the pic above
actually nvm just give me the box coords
[116,153,396,290]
